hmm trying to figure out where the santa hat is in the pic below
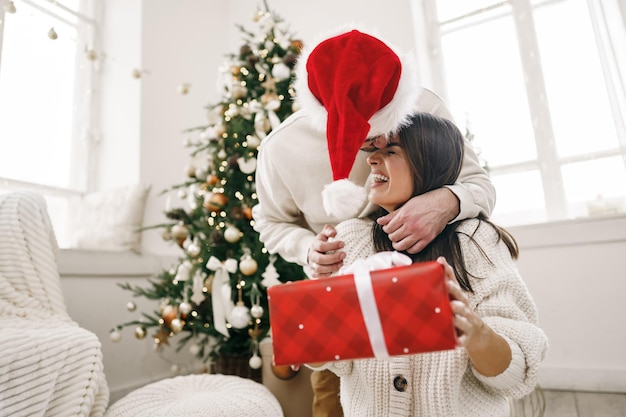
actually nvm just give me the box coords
[294,28,421,220]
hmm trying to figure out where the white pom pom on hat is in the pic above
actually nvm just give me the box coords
[294,27,421,220]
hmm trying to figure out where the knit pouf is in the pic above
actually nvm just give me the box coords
[104,374,283,417]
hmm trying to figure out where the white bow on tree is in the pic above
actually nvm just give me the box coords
[206,256,238,337]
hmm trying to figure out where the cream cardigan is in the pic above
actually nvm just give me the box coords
[314,218,548,417]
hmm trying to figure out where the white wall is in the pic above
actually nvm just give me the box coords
[64,0,626,401]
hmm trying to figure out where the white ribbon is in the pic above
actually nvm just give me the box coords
[206,256,238,337]
[339,251,412,358]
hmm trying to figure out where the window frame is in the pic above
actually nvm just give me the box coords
[420,0,626,225]
[0,0,100,244]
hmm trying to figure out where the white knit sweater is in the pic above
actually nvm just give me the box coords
[316,218,548,417]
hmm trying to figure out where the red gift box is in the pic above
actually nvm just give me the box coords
[268,260,457,366]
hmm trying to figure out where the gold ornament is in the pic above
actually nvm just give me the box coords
[153,328,170,346]
[48,28,58,40]
[109,329,121,343]
[206,173,219,185]
[203,192,228,212]
[239,256,258,276]
[224,225,241,243]
[85,48,97,61]
[177,83,190,95]
[134,326,146,339]
[132,68,143,79]
[161,305,179,327]
[170,318,184,333]
[171,224,189,240]
[4,1,16,13]
[271,363,300,380]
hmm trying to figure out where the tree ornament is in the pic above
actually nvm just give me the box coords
[185,164,197,178]
[249,353,262,369]
[85,48,98,61]
[271,363,299,380]
[237,156,257,174]
[174,261,192,282]
[177,83,190,95]
[4,1,16,13]
[228,284,251,329]
[161,305,178,327]
[170,318,184,333]
[187,242,201,257]
[210,229,225,244]
[261,254,281,287]
[243,206,253,220]
[290,39,303,52]
[228,303,250,329]
[126,301,137,312]
[134,326,146,339]
[131,68,142,79]
[250,283,264,318]
[109,329,121,343]
[247,135,261,149]
[189,343,201,356]
[250,304,264,319]
[191,270,206,305]
[204,192,228,212]
[48,28,58,40]
[230,206,245,220]
[179,301,192,315]
[171,223,189,240]
[224,225,241,243]
[271,62,291,81]
[214,124,226,137]
[249,339,262,369]
[283,53,298,68]
[232,85,248,99]
[206,173,219,185]
[239,256,258,276]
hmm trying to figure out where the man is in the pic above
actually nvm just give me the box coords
[253,29,495,417]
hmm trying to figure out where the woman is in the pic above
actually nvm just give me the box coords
[309,113,548,417]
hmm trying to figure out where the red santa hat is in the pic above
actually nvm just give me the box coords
[294,28,421,220]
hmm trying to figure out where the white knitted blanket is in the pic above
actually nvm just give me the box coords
[0,192,109,417]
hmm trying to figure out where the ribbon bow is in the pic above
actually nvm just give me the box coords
[206,256,238,337]
[338,251,412,359]
[338,251,412,275]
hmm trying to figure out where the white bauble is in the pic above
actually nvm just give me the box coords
[250,305,264,319]
[249,354,262,369]
[228,304,251,329]
[224,226,241,243]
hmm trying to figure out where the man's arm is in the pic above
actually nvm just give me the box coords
[252,152,314,267]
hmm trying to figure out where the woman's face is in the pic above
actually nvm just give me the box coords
[363,135,413,212]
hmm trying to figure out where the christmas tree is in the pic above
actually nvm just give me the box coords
[111,2,306,379]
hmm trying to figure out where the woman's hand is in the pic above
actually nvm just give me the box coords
[307,224,345,278]
[437,256,512,376]
[437,256,485,348]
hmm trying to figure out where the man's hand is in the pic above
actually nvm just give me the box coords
[377,188,460,254]
[307,224,345,278]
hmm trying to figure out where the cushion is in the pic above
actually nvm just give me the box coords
[70,184,150,253]
[104,374,283,417]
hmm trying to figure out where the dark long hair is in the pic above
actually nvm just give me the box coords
[369,113,518,292]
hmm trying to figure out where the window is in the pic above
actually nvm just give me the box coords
[0,0,99,245]
[421,0,626,226]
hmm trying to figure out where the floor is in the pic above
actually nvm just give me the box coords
[512,389,626,417]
